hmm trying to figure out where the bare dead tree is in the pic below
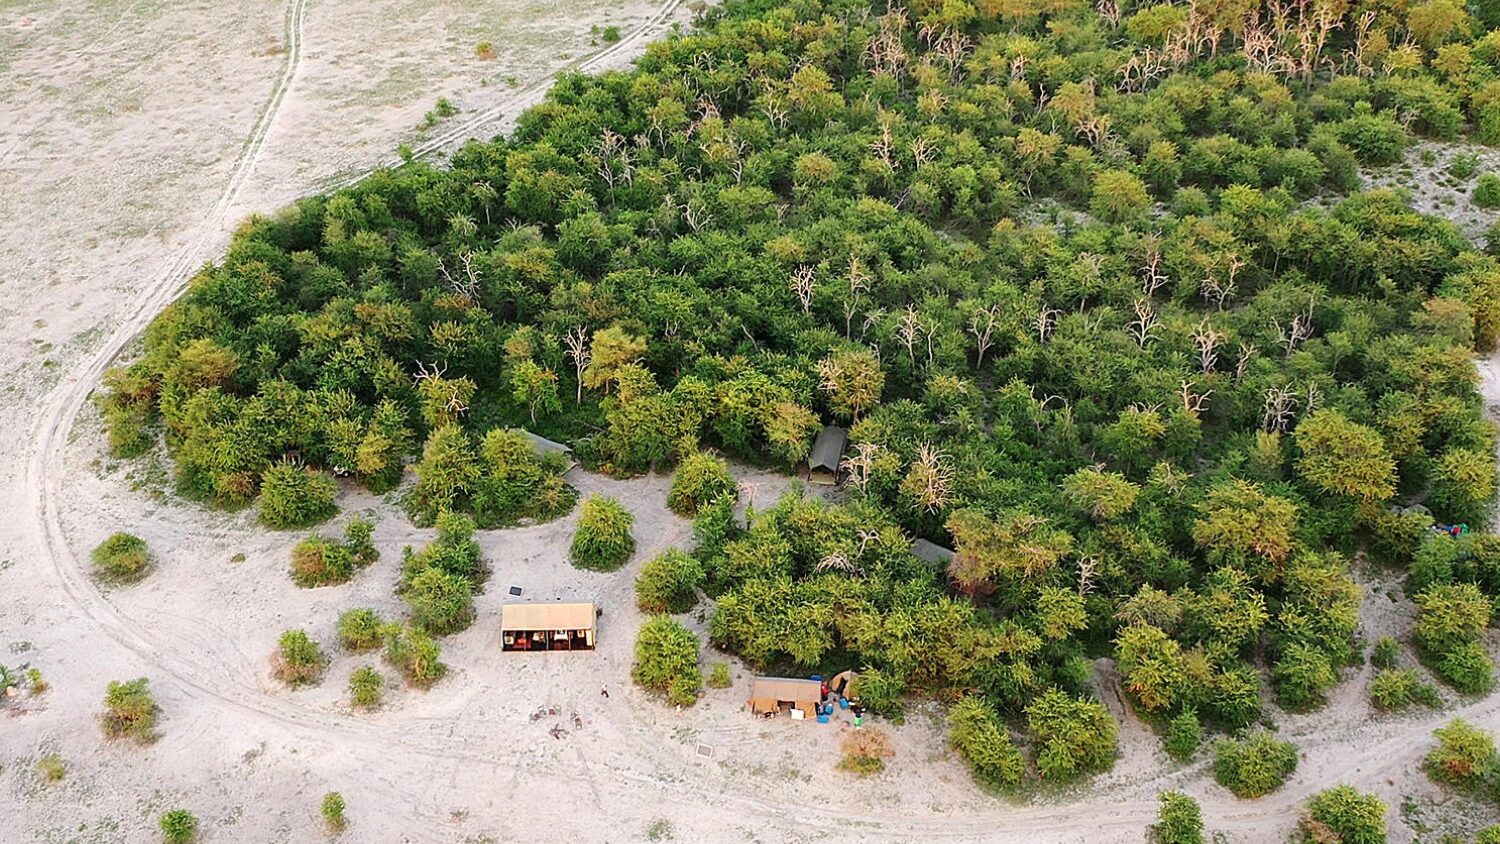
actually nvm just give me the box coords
[907,443,955,514]
[1179,379,1212,416]
[1077,554,1099,597]
[841,442,884,495]
[1036,306,1060,344]
[1234,343,1256,385]
[1261,385,1299,433]
[1192,319,1225,373]
[563,326,591,404]
[897,305,929,367]
[1127,298,1159,348]
[1141,242,1170,296]
[790,266,816,314]
[842,257,872,339]
[1272,299,1314,358]
[969,303,1003,368]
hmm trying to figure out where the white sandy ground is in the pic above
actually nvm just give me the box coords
[4,1,1500,839]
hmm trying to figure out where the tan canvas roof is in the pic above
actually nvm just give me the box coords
[500,602,595,631]
[749,676,822,703]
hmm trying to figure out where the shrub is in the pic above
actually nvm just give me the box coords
[101,677,157,742]
[344,518,378,567]
[601,25,621,42]
[667,452,736,516]
[850,666,906,717]
[404,567,475,634]
[159,809,198,844]
[947,696,1024,789]
[635,549,705,613]
[91,532,150,582]
[631,616,701,706]
[322,791,347,831]
[1477,824,1500,844]
[1425,718,1496,786]
[401,511,484,586]
[1437,640,1496,693]
[336,608,386,652]
[475,40,495,59]
[1369,668,1440,710]
[259,461,338,529]
[385,625,446,688]
[1024,689,1117,782]
[1152,790,1204,844]
[1415,583,1492,655]
[272,629,327,686]
[27,668,47,695]
[35,753,65,782]
[707,662,731,689]
[1272,641,1337,710]
[289,535,354,587]
[1213,731,1298,798]
[570,495,635,571]
[1165,708,1202,761]
[1370,636,1400,670]
[1475,173,1500,209]
[1299,785,1386,844]
[838,727,895,776]
[349,666,384,709]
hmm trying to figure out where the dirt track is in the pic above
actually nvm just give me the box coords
[5,1,1500,840]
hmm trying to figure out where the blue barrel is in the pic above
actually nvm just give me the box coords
[816,712,830,723]
[839,697,849,710]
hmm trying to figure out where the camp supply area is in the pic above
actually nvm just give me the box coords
[748,676,823,718]
[500,602,595,651]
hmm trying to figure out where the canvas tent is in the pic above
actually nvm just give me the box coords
[512,428,576,471]
[910,538,956,570]
[807,426,848,485]
[500,602,595,651]
[748,676,823,718]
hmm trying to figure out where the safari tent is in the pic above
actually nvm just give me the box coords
[910,538,956,570]
[513,428,576,471]
[500,601,595,651]
[748,676,823,718]
[807,426,848,485]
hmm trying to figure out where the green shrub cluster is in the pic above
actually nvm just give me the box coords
[1213,731,1298,798]
[631,616,701,706]
[101,677,157,743]
[260,461,339,529]
[272,629,327,687]
[634,548,705,614]
[1298,785,1386,844]
[570,495,635,571]
[667,452,736,517]
[399,512,484,634]
[91,532,151,582]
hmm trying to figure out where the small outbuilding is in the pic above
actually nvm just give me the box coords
[910,538,956,570]
[807,426,848,485]
[512,428,576,471]
[748,676,823,718]
[500,602,595,651]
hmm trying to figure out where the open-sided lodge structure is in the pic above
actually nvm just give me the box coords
[513,428,576,471]
[807,426,847,486]
[500,602,596,651]
[748,676,823,718]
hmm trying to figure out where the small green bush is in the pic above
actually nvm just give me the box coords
[322,791,347,831]
[1213,731,1298,798]
[570,495,635,571]
[159,809,198,843]
[1370,636,1400,670]
[404,567,475,635]
[667,452,736,516]
[91,532,150,582]
[947,696,1024,789]
[26,667,47,695]
[259,461,338,529]
[707,662,731,689]
[1476,824,1500,844]
[635,548,705,613]
[601,25,622,43]
[289,535,354,587]
[1369,668,1440,711]
[35,753,65,782]
[345,518,379,567]
[1152,790,1204,844]
[475,40,495,59]
[349,666,384,709]
[1165,708,1202,761]
[1299,785,1386,844]
[1425,718,1496,786]
[101,677,157,742]
[385,625,446,688]
[631,616,700,706]
[336,608,386,652]
[1475,173,1500,209]
[272,629,327,686]
[1437,640,1495,693]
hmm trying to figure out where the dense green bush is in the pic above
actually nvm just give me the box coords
[1369,668,1440,711]
[408,427,576,527]
[1151,791,1204,844]
[384,625,446,688]
[947,697,1024,789]
[349,666,384,709]
[272,629,327,686]
[100,677,157,743]
[290,535,354,587]
[1213,731,1298,798]
[1370,637,1401,670]
[322,791,347,832]
[159,809,198,844]
[1425,718,1497,786]
[1024,689,1117,782]
[1165,709,1202,762]
[1299,785,1386,844]
[634,548,705,614]
[570,495,635,571]
[1437,640,1496,693]
[404,567,475,634]
[259,461,338,529]
[1476,174,1500,209]
[91,532,151,582]
[337,608,387,652]
[667,452,737,517]
[631,616,701,706]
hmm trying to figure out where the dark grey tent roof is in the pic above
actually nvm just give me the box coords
[808,426,848,473]
[512,429,576,469]
[910,538,956,567]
